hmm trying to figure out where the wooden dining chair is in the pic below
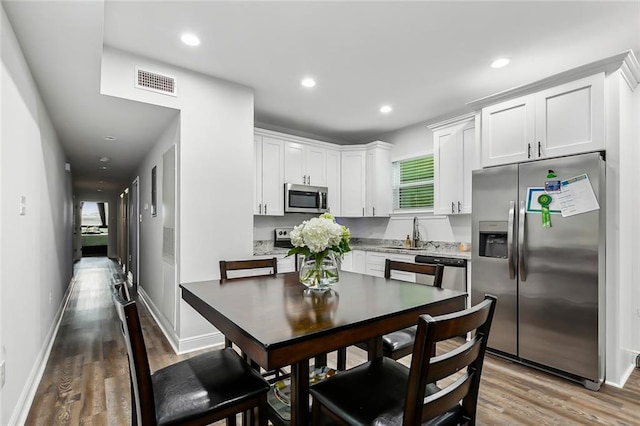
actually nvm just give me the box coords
[346,260,445,365]
[219,257,278,281]
[219,257,288,381]
[309,295,497,425]
[113,294,270,426]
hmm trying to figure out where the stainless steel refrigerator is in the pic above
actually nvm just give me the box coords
[471,151,605,390]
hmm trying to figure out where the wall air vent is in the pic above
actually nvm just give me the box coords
[135,67,177,96]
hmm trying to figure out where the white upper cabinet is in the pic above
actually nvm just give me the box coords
[284,141,327,186]
[431,114,476,215]
[254,135,284,216]
[535,74,605,159]
[340,149,366,217]
[325,148,341,216]
[481,73,605,167]
[340,142,392,217]
[365,143,392,217]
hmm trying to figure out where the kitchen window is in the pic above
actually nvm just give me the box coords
[392,155,434,211]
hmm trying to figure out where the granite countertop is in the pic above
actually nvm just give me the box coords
[254,239,471,260]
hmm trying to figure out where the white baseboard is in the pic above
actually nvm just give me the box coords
[10,276,77,426]
[136,288,223,355]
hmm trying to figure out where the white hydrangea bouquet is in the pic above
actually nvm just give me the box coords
[287,213,351,289]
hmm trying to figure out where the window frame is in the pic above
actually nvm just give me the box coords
[391,153,435,214]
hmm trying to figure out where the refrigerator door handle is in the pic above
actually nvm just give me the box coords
[518,200,527,281]
[508,201,516,279]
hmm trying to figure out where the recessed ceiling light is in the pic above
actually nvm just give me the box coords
[380,105,392,114]
[100,166,109,170]
[301,78,316,88]
[99,156,110,163]
[97,189,103,192]
[181,33,200,46]
[104,136,116,141]
[99,181,104,184]
[491,57,511,68]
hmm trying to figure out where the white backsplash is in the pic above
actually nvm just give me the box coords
[254,213,471,245]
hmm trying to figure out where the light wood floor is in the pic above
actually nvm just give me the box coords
[25,257,640,425]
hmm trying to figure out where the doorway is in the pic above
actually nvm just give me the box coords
[128,178,139,287]
[80,201,109,257]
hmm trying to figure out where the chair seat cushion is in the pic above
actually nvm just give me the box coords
[309,357,461,426]
[152,347,269,426]
[382,325,417,352]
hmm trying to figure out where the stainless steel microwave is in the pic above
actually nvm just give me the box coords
[285,183,328,213]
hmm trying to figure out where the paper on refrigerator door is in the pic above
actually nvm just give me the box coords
[556,173,600,217]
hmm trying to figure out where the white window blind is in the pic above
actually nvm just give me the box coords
[392,155,434,211]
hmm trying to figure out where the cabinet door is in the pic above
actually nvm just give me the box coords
[433,128,459,215]
[305,145,327,186]
[365,146,392,217]
[536,73,605,159]
[434,118,475,214]
[254,135,263,215]
[284,141,306,185]
[325,148,341,216]
[482,94,535,167]
[341,151,366,217]
[352,250,366,274]
[261,137,285,216]
[365,251,387,277]
[460,122,476,213]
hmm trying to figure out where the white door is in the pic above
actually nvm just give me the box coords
[261,137,285,216]
[284,141,306,185]
[535,73,605,159]
[340,151,366,217]
[482,94,535,167]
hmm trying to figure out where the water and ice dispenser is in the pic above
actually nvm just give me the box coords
[478,221,508,259]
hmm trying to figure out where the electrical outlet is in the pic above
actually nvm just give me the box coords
[1,360,6,389]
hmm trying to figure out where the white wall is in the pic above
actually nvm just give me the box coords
[100,46,254,344]
[134,114,183,342]
[1,6,73,424]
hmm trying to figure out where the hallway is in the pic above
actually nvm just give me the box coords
[23,258,208,425]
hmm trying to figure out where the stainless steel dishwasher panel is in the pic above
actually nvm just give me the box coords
[414,255,467,294]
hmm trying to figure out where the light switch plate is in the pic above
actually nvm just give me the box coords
[19,195,26,215]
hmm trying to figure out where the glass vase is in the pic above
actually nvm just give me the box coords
[299,253,340,291]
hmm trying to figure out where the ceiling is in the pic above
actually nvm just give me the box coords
[3,1,639,199]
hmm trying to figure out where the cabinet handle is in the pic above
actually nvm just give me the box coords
[538,141,542,157]
[527,143,532,159]
[452,202,455,214]
[258,203,262,214]
[265,204,267,214]
[373,207,376,216]
[307,176,311,185]
[362,207,365,216]
[458,201,462,213]
[303,175,307,184]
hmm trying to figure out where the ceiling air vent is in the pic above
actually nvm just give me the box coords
[135,67,177,96]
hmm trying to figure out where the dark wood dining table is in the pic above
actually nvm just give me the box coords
[180,271,467,425]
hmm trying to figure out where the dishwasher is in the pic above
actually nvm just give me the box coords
[414,255,467,294]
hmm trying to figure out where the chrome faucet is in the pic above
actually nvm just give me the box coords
[412,216,420,248]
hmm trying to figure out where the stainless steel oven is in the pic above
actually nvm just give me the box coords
[284,183,328,214]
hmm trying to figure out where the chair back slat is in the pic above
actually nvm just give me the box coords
[426,337,482,383]
[431,302,493,342]
[421,372,474,422]
[403,295,497,426]
[114,298,155,425]
[219,258,278,281]
[384,259,444,288]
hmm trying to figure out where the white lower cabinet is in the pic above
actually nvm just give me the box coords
[342,250,417,282]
